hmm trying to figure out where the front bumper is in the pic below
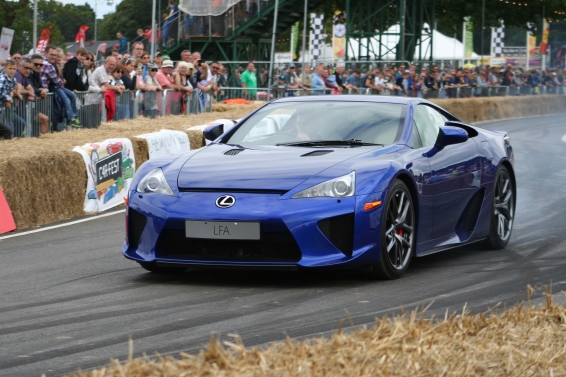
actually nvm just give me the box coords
[123,190,384,268]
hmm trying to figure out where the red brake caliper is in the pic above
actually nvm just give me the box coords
[396,228,403,237]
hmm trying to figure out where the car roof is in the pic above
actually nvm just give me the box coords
[272,95,426,105]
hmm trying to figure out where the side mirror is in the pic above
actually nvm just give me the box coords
[436,125,468,148]
[203,123,224,142]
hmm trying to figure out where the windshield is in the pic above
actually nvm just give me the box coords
[225,101,407,146]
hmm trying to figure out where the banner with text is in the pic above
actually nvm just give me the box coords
[136,129,191,159]
[0,28,15,62]
[73,138,136,213]
[463,18,473,58]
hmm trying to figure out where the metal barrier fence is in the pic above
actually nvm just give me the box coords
[0,94,55,137]
[4,85,564,139]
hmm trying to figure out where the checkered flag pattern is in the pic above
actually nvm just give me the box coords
[491,21,505,57]
[310,13,324,63]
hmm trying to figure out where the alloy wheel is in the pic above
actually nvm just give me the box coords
[493,169,514,242]
[384,188,414,270]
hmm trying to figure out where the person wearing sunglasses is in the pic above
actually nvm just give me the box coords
[62,47,89,92]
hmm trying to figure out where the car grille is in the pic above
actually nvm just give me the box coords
[317,213,355,256]
[128,208,147,249]
[156,228,302,262]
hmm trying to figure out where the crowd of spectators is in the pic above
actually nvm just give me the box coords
[258,62,566,98]
[2,38,566,141]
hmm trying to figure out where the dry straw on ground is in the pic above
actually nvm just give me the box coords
[66,289,566,377]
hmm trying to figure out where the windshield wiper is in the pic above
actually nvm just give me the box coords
[277,139,384,147]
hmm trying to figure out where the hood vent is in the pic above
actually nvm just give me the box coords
[224,149,245,156]
[301,150,334,157]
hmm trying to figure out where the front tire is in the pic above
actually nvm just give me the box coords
[366,179,415,279]
[486,165,515,249]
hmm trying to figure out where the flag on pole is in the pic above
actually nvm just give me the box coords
[309,14,324,63]
[539,19,549,55]
[96,43,107,61]
[75,25,90,48]
[36,26,52,53]
[491,21,504,57]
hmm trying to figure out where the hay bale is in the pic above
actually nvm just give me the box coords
[431,95,566,123]
[0,107,262,229]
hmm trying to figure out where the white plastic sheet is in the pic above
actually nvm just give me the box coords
[179,0,240,16]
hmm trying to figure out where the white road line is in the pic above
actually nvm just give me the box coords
[0,210,125,241]
[562,134,566,143]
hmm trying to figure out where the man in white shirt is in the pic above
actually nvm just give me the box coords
[90,56,124,94]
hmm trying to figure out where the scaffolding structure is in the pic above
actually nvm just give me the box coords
[345,0,434,62]
[164,0,435,63]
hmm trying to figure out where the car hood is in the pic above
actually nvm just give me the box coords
[177,144,377,191]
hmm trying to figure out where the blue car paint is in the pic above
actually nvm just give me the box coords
[124,96,514,269]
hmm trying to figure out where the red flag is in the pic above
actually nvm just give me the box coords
[539,19,550,55]
[75,25,90,43]
[36,26,52,53]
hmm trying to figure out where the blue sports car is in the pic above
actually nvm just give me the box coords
[123,96,515,279]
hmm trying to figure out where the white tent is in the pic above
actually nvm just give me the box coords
[300,24,478,62]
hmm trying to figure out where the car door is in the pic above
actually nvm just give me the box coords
[413,104,482,239]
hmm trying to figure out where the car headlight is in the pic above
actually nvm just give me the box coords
[136,168,174,196]
[292,172,355,199]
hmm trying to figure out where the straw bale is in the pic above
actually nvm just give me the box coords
[0,107,261,229]
[66,292,566,377]
[430,95,566,124]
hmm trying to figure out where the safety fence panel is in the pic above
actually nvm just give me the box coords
[76,92,104,129]
[0,95,55,137]
[113,91,136,121]
[162,90,185,116]
[134,90,163,119]
[187,89,204,115]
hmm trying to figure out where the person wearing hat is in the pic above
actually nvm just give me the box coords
[154,52,167,69]
[270,74,287,98]
[155,59,191,94]
[283,63,305,96]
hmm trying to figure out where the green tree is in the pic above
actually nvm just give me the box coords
[97,0,170,41]
[2,0,94,54]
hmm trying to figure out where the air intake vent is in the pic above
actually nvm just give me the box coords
[318,213,355,256]
[128,208,147,249]
[301,150,334,157]
[224,149,245,155]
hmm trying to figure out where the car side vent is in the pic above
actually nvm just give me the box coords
[128,208,147,249]
[224,149,245,156]
[318,213,355,256]
[301,150,334,157]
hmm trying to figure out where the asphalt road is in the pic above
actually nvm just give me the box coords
[1,114,566,377]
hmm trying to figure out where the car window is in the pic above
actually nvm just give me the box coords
[413,105,444,147]
[412,122,422,149]
[227,102,407,146]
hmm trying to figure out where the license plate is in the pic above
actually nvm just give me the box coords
[185,221,260,240]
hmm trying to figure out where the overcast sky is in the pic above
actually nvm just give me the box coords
[59,0,118,18]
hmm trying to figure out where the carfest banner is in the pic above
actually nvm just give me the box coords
[136,129,191,159]
[73,138,136,213]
